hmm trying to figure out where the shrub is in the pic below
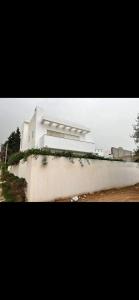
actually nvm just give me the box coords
[1,168,27,202]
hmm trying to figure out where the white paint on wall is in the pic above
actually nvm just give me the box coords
[20,121,29,151]
[95,149,104,157]
[8,156,139,202]
[8,158,33,200]
[41,135,95,152]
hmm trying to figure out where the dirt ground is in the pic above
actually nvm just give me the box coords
[55,183,139,202]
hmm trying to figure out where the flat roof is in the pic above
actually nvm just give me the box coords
[42,114,91,132]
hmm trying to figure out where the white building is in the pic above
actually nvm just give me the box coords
[20,107,95,153]
[95,149,104,157]
[95,148,113,158]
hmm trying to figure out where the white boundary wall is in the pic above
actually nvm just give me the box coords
[8,155,139,202]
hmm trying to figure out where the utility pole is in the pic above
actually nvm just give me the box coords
[5,143,8,164]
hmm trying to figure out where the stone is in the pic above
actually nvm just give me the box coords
[71,196,79,202]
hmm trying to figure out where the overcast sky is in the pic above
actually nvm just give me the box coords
[0,98,139,151]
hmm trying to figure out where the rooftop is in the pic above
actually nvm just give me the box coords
[42,114,90,133]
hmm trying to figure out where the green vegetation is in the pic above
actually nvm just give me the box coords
[0,161,8,174]
[1,168,27,202]
[133,114,139,145]
[0,127,20,162]
[132,114,139,161]
[7,148,124,166]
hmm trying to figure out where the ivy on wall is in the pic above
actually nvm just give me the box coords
[8,148,124,166]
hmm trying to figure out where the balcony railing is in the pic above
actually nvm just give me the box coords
[41,134,95,153]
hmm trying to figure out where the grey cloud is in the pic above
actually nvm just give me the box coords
[0,98,138,151]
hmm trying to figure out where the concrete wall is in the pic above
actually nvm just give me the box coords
[111,147,133,161]
[20,107,47,151]
[20,121,29,151]
[42,135,95,153]
[8,158,33,200]
[8,156,139,202]
[28,112,36,149]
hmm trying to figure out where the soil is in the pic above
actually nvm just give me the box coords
[55,183,139,202]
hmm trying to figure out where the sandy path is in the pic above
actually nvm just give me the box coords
[55,183,139,202]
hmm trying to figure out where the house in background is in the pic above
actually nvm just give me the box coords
[20,107,95,153]
[111,147,133,161]
[95,149,104,157]
[95,148,113,158]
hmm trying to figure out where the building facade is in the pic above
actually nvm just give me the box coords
[95,149,104,157]
[111,147,133,161]
[20,107,95,153]
[95,149,113,159]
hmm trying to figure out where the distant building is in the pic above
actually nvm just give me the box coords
[111,147,133,161]
[20,107,95,153]
[95,149,104,157]
[95,149,113,159]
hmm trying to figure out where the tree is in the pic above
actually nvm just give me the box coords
[0,128,21,162]
[133,114,139,145]
[132,114,139,160]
